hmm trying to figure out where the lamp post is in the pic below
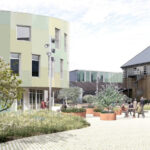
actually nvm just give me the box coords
[44,37,55,110]
[96,73,99,96]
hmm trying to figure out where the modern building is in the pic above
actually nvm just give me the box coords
[70,70,123,83]
[121,46,150,100]
[0,10,69,110]
[70,81,123,96]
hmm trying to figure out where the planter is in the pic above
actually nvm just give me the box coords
[93,112,101,117]
[100,113,116,120]
[86,108,94,114]
[62,112,86,118]
[70,112,86,118]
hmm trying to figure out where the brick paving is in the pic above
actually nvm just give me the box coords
[1,112,150,150]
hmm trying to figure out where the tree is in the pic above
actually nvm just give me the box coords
[83,94,96,104]
[97,85,124,111]
[58,87,81,104]
[0,57,23,112]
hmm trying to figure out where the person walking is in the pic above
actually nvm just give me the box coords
[129,102,133,116]
[137,102,144,118]
[140,97,145,118]
[133,98,137,117]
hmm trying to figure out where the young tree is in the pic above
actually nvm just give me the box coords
[58,87,81,105]
[83,94,97,104]
[97,85,124,111]
[0,57,23,112]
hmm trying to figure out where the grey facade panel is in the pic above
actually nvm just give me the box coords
[70,71,77,82]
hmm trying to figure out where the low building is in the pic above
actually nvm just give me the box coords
[121,46,150,100]
[70,70,123,83]
[0,10,69,110]
[70,81,123,96]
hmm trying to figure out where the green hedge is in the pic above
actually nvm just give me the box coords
[61,108,86,113]
[94,108,102,112]
[101,110,114,113]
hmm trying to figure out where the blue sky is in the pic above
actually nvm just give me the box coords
[1,0,150,72]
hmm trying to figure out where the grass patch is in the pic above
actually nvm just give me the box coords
[0,110,90,143]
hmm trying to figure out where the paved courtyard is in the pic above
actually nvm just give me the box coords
[1,112,150,150]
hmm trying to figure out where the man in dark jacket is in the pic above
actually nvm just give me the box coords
[140,97,145,118]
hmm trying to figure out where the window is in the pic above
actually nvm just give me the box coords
[144,66,147,75]
[29,89,43,109]
[100,75,103,82]
[51,57,55,78]
[10,53,20,75]
[17,25,31,41]
[91,74,94,82]
[55,28,60,49]
[60,59,63,79]
[32,55,40,77]
[64,33,67,51]
[77,72,80,82]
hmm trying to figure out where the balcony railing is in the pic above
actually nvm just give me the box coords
[127,70,144,77]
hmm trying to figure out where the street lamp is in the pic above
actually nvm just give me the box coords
[44,37,55,110]
[96,73,99,96]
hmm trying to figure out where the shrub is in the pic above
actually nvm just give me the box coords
[61,107,86,113]
[94,105,104,112]
[0,110,89,143]
[113,106,121,111]
[87,105,94,108]
[101,110,114,113]
[94,108,102,112]
[83,95,96,104]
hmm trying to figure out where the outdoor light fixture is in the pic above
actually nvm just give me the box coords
[44,43,50,48]
[44,37,55,110]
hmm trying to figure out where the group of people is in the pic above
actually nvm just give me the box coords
[121,97,145,118]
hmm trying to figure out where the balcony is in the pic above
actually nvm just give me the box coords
[127,70,144,77]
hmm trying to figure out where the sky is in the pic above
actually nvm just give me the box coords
[1,0,150,72]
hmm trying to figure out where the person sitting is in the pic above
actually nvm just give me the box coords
[121,104,126,111]
[121,103,129,117]
[61,101,67,111]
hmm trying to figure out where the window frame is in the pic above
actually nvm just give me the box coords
[60,59,64,79]
[32,54,40,77]
[64,33,67,51]
[10,53,21,76]
[55,28,60,49]
[16,25,31,41]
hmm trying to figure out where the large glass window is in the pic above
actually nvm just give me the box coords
[64,33,67,51]
[100,75,103,82]
[55,28,60,49]
[32,55,40,77]
[10,53,20,75]
[60,59,64,79]
[29,89,43,109]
